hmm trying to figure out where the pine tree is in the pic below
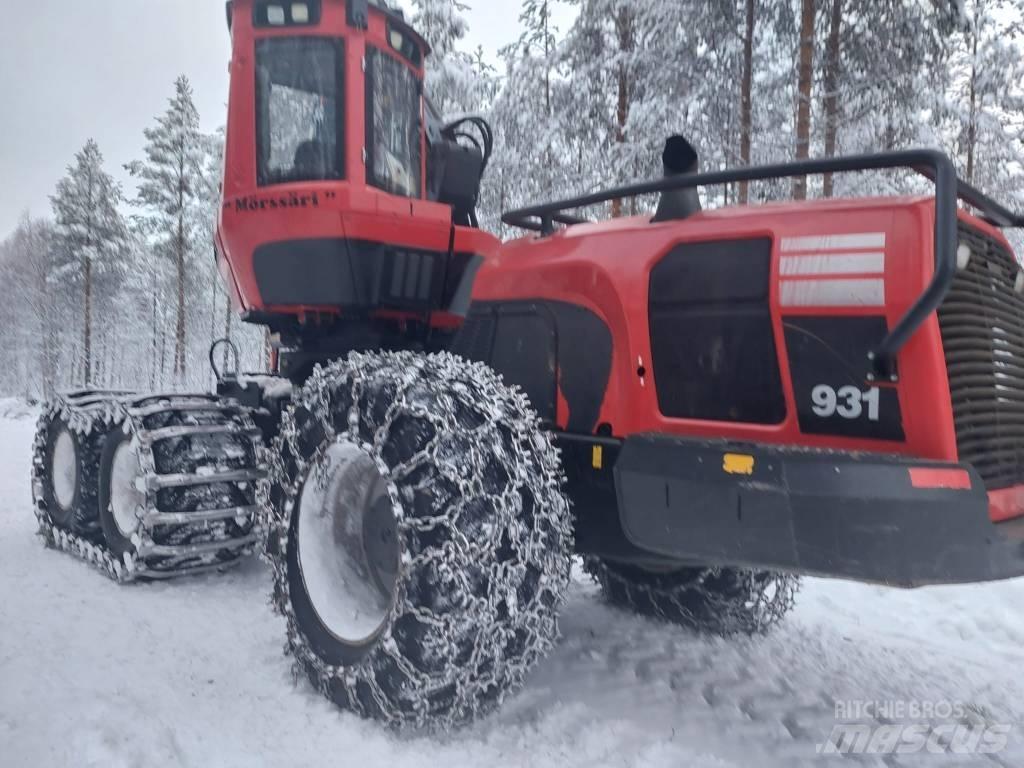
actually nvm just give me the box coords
[127,75,206,380]
[517,0,560,114]
[483,1,567,232]
[739,0,756,203]
[821,0,842,197]
[411,0,482,116]
[0,216,59,398]
[50,139,127,386]
[945,0,1024,189]
[793,0,816,199]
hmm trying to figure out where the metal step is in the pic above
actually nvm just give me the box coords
[130,400,242,419]
[145,468,266,491]
[137,532,260,558]
[138,424,261,445]
[139,560,243,579]
[143,505,259,526]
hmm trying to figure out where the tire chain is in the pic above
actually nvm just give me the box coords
[585,557,800,636]
[32,391,136,581]
[32,390,266,583]
[264,351,575,730]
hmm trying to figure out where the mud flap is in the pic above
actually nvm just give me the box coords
[615,434,1024,587]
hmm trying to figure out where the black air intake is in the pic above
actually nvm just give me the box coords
[653,136,702,223]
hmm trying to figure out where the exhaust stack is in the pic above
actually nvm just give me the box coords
[652,135,702,223]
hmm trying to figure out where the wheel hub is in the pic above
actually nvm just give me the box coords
[51,430,78,511]
[296,440,399,646]
[110,440,145,538]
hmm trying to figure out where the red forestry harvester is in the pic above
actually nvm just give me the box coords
[31,0,1024,728]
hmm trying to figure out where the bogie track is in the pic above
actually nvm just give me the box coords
[32,391,267,582]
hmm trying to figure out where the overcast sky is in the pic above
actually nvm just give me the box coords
[0,1,574,238]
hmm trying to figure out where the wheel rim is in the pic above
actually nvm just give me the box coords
[52,429,78,511]
[110,440,145,538]
[296,439,400,646]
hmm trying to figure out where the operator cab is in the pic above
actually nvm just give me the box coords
[251,4,422,196]
[217,0,497,372]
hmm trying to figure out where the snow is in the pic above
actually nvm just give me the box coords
[2,409,1024,767]
[0,397,38,421]
[236,374,294,400]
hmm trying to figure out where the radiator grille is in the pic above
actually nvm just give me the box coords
[937,223,1024,490]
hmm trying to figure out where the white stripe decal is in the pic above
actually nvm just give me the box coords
[779,252,885,276]
[781,233,887,252]
[780,278,885,307]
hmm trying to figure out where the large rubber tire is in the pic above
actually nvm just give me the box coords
[33,410,103,537]
[97,427,138,559]
[266,351,573,729]
[586,558,798,635]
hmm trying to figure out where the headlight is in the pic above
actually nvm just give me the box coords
[956,242,972,270]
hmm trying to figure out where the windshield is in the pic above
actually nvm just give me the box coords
[255,37,343,186]
[365,47,421,198]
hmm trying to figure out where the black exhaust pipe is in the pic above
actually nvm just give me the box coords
[652,135,702,223]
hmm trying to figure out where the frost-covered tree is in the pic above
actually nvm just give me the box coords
[127,75,206,380]
[792,0,815,200]
[50,139,127,386]
[557,1,756,211]
[0,216,60,398]
[516,0,560,113]
[483,1,568,233]
[411,0,485,116]
[943,0,1024,194]
[739,0,757,203]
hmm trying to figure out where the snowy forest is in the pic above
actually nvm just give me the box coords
[1,0,1023,399]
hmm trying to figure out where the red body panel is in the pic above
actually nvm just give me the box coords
[473,197,1022,523]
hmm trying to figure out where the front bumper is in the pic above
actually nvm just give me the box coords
[614,434,1024,588]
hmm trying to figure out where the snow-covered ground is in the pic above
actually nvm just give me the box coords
[2,408,1024,768]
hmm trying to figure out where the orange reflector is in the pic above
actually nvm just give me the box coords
[723,453,755,476]
[908,468,972,490]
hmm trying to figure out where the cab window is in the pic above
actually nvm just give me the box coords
[255,37,344,186]
[365,47,422,198]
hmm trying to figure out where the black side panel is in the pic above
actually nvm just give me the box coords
[451,308,496,364]
[252,238,480,316]
[558,434,678,565]
[783,316,904,441]
[490,307,558,422]
[649,238,786,424]
[546,302,613,432]
[452,300,613,432]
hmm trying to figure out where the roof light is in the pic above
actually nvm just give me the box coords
[291,3,309,23]
[956,242,972,271]
[266,5,285,24]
